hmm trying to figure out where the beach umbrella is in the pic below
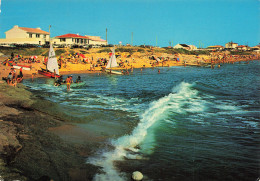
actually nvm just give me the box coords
[2,60,13,66]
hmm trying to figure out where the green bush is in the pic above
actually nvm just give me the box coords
[192,50,210,55]
[69,50,75,54]
[42,51,49,56]
[0,47,49,56]
[55,49,66,56]
[97,48,111,53]
[80,50,88,54]
[137,48,145,53]
[116,48,134,54]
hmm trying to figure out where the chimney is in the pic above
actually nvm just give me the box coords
[14,25,19,28]
[36,27,41,30]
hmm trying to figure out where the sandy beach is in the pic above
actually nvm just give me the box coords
[0,47,258,81]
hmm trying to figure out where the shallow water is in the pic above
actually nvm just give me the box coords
[24,61,260,181]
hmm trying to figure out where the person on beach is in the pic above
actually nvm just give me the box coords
[31,72,37,82]
[54,69,56,79]
[11,68,16,84]
[7,72,12,84]
[19,67,23,78]
[76,76,82,83]
[16,75,23,83]
[66,76,73,91]
[55,75,63,86]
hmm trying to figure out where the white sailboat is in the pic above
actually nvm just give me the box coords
[106,47,122,75]
[47,43,59,75]
[38,43,60,78]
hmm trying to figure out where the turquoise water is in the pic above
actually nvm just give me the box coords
[24,61,260,181]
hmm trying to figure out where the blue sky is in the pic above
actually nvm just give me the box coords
[0,0,259,47]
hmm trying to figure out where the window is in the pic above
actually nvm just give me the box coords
[60,38,66,42]
[36,34,40,38]
[44,35,46,39]
[29,34,32,38]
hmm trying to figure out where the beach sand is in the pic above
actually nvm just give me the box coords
[1,47,258,80]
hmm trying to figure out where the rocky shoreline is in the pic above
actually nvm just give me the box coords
[0,82,98,181]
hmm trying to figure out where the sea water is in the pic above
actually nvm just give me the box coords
[24,61,260,181]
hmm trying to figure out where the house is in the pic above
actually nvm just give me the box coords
[52,33,90,47]
[173,44,190,50]
[225,41,238,49]
[236,45,250,51]
[0,25,50,45]
[86,36,107,46]
[188,45,198,51]
[251,45,260,50]
[207,45,224,51]
[251,45,260,53]
[52,34,108,47]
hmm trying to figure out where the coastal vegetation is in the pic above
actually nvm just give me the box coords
[97,48,111,53]
[161,47,210,55]
[55,49,66,56]
[0,46,257,58]
[0,47,48,56]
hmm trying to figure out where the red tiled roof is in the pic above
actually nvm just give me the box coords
[237,45,247,48]
[56,33,89,39]
[19,27,50,34]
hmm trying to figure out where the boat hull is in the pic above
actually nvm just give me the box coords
[38,70,61,78]
[13,65,31,71]
[106,69,123,75]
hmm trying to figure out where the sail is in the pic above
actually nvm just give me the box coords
[47,43,59,75]
[106,47,118,69]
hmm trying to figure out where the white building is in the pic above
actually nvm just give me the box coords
[53,33,89,47]
[52,33,108,47]
[86,35,107,46]
[0,25,50,45]
[188,45,198,51]
[225,42,238,49]
[173,44,190,50]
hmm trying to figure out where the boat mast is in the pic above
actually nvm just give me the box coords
[46,25,51,70]
[49,25,51,45]
[110,47,114,68]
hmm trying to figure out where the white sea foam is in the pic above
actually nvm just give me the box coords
[88,82,199,181]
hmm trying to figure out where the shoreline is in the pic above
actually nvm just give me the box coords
[1,49,259,81]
